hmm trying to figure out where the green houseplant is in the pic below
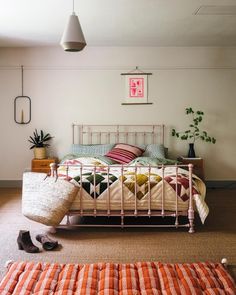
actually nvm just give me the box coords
[172,107,216,158]
[28,129,53,159]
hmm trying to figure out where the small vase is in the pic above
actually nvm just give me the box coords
[188,143,196,158]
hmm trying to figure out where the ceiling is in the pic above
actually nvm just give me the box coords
[1,0,236,47]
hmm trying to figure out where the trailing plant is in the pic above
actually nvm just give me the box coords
[172,107,216,144]
[28,129,53,149]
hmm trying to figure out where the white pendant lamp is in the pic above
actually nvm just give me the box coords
[60,0,86,52]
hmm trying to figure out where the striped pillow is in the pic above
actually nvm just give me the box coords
[105,143,144,164]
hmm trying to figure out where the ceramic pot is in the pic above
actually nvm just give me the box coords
[188,143,196,158]
[34,147,47,159]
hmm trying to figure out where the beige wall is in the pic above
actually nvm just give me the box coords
[0,46,235,180]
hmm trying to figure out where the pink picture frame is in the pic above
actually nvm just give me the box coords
[121,69,153,105]
[125,74,148,103]
[129,77,144,98]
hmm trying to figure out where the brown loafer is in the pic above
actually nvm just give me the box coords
[36,234,58,251]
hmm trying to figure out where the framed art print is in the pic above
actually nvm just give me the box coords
[121,69,153,105]
[126,75,147,102]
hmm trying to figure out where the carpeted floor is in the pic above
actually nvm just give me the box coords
[0,187,235,281]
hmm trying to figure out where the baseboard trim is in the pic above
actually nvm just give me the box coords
[0,180,22,188]
[0,180,235,189]
[205,181,236,189]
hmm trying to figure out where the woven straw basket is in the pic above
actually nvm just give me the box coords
[34,147,46,159]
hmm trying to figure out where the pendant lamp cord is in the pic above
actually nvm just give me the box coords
[72,0,75,13]
[21,65,24,96]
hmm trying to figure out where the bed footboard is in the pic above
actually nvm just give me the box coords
[50,162,196,233]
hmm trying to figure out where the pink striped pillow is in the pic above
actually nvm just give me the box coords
[105,143,144,164]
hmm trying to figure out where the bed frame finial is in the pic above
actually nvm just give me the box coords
[221,258,228,267]
[5,260,14,269]
[50,163,58,177]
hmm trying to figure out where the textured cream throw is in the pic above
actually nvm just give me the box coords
[22,172,79,226]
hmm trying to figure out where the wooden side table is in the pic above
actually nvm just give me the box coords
[178,156,205,180]
[31,158,58,174]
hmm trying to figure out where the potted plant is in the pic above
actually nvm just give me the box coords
[28,129,53,159]
[172,107,216,158]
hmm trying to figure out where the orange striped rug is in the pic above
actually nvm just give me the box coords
[0,261,235,294]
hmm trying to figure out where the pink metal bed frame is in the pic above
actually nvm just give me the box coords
[50,124,195,233]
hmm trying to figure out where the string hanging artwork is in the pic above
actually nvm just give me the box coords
[14,65,31,124]
[121,66,153,105]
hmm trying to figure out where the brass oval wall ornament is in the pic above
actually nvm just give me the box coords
[14,65,31,124]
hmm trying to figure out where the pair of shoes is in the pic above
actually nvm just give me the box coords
[36,234,58,251]
[17,231,59,253]
[17,230,39,253]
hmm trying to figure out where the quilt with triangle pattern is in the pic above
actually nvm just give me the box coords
[57,156,208,223]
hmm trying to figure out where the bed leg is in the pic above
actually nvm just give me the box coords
[49,226,57,234]
[188,209,195,233]
[121,215,124,229]
[66,214,71,225]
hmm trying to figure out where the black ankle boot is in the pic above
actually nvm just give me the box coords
[17,230,39,253]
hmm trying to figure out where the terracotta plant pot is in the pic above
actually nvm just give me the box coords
[34,147,47,159]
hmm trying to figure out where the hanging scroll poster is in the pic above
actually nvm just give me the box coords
[121,68,153,105]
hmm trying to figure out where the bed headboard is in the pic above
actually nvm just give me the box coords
[72,124,165,146]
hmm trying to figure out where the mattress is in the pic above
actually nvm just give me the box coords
[1,261,235,294]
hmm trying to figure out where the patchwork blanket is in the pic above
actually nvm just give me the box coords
[1,261,235,294]
[73,172,118,198]
[58,157,208,223]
